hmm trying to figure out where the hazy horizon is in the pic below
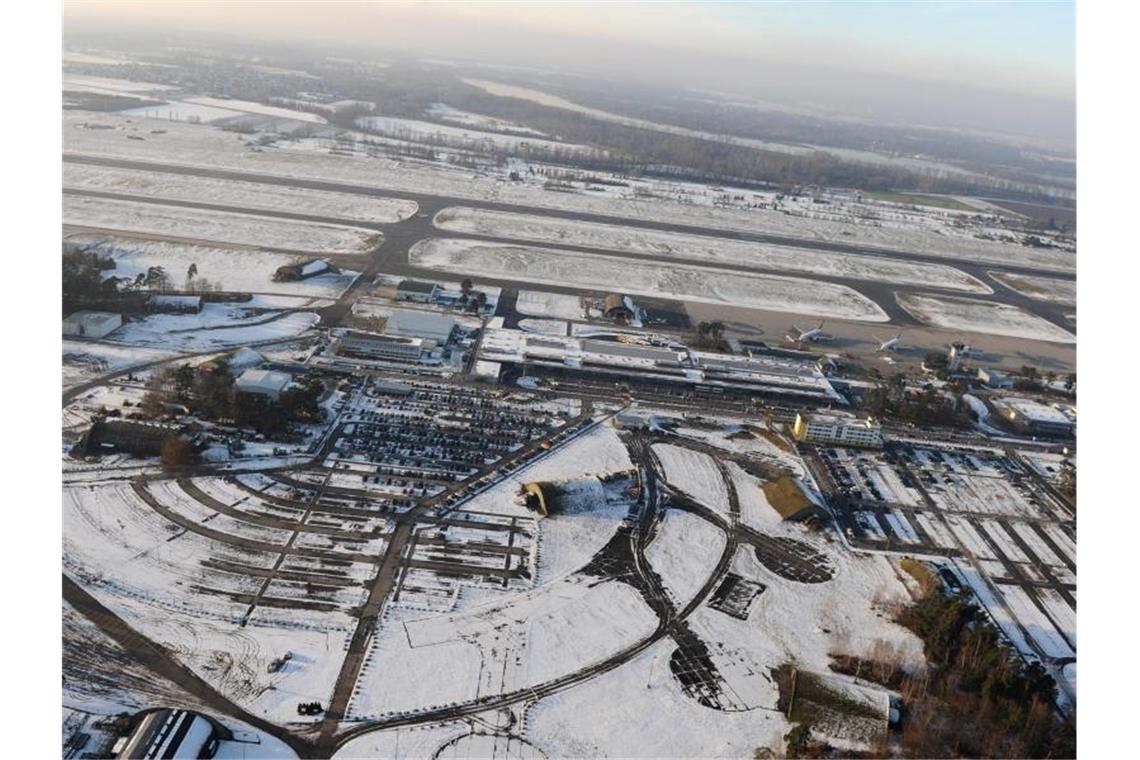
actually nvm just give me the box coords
[64,0,1076,147]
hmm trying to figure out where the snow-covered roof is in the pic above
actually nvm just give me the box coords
[300,259,331,276]
[226,346,265,370]
[998,397,1073,425]
[386,309,456,339]
[63,310,120,330]
[235,368,293,394]
[397,279,440,294]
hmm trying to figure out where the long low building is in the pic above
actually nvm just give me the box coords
[234,369,294,400]
[334,330,435,362]
[792,412,883,448]
[114,709,226,759]
[477,327,843,402]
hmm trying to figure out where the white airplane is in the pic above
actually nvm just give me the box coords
[786,321,828,344]
[875,331,903,352]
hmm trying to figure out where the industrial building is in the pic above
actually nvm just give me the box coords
[234,369,294,401]
[792,412,883,448]
[333,330,434,362]
[63,310,122,339]
[396,280,441,303]
[994,397,1076,437]
[113,709,226,759]
[385,309,457,343]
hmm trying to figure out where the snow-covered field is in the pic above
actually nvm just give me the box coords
[62,340,178,388]
[518,318,568,336]
[65,164,418,223]
[651,444,732,518]
[897,293,1075,343]
[426,102,547,136]
[64,195,380,255]
[120,100,253,124]
[412,238,890,322]
[990,271,1076,305]
[72,235,360,298]
[63,481,360,724]
[63,74,176,95]
[646,509,727,605]
[514,290,584,319]
[63,112,1074,273]
[435,207,991,293]
[107,309,320,351]
[356,116,590,154]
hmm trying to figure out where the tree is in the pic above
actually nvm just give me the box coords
[186,262,198,284]
[460,278,473,295]
[160,437,197,468]
[145,266,172,291]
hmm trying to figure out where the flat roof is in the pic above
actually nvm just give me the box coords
[387,309,456,336]
[397,280,440,294]
[998,397,1073,425]
[235,368,293,392]
[63,310,120,327]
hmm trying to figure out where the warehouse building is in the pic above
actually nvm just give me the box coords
[63,310,122,339]
[234,369,294,401]
[994,397,1075,437]
[792,412,883,448]
[385,309,457,343]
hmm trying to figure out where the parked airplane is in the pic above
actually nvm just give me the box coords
[875,331,903,352]
[786,321,828,343]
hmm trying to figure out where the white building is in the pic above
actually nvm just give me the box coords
[62,311,122,339]
[386,310,456,343]
[334,330,433,362]
[792,412,883,448]
[994,397,1075,436]
[234,369,293,400]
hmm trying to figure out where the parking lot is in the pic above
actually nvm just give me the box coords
[804,439,1076,674]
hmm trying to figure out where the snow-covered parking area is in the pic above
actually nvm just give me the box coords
[434,206,992,293]
[897,292,1075,343]
[64,195,380,255]
[65,164,418,224]
[515,290,585,320]
[412,238,890,322]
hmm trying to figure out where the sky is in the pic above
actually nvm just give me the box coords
[64,1,1076,144]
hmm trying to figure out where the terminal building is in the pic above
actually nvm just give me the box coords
[792,412,883,448]
[476,327,844,404]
